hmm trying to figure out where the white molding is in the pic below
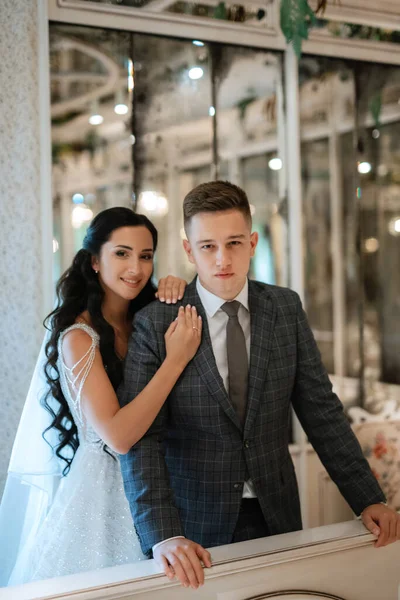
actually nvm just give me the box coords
[38,0,54,317]
[309,0,400,31]
[49,0,400,64]
[49,0,284,50]
[304,30,400,66]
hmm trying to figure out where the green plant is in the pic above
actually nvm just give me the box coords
[280,0,317,58]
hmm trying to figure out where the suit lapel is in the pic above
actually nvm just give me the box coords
[244,282,277,436]
[184,280,242,431]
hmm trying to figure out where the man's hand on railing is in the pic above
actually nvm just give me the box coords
[153,537,212,589]
[361,503,400,547]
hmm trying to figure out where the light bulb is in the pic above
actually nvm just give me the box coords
[189,67,204,80]
[358,161,372,174]
[268,157,283,171]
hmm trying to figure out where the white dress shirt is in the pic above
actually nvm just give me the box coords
[196,277,256,499]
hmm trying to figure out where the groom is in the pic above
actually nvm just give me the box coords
[119,181,399,589]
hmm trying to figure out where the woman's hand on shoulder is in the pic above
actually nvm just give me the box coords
[156,275,187,304]
[164,305,202,370]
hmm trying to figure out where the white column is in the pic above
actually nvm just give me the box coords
[329,80,346,383]
[284,45,308,528]
[0,0,52,494]
[285,47,305,300]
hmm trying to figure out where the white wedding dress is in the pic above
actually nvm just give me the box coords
[8,323,145,585]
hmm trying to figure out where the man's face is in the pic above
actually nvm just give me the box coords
[183,209,258,300]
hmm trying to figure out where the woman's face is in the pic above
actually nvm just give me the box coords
[92,226,155,302]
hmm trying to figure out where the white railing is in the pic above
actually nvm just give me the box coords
[3,520,399,600]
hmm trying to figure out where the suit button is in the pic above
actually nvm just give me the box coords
[234,483,241,489]
[244,439,250,449]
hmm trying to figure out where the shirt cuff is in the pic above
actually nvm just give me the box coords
[152,536,185,553]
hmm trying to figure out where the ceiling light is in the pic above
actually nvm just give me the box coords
[89,100,104,125]
[128,59,134,92]
[389,216,400,236]
[53,239,59,253]
[114,89,129,115]
[89,100,103,126]
[268,157,283,171]
[364,237,379,253]
[189,67,204,80]
[209,106,215,117]
[72,204,94,229]
[72,193,84,204]
[358,161,372,174]
[139,191,169,217]
[89,114,103,125]
[114,103,129,115]
[192,40,204,47]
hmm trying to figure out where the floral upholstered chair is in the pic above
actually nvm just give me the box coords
[348,399,400,511]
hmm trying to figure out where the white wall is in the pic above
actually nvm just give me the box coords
[0,0,51,494]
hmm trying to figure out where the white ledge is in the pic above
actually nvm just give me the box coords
[2,520,377,600]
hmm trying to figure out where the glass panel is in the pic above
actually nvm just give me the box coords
[242,153,284,285]
[351,62,400,386]
[214,45,288,286]
[301,138,334,373]
[50,25,133,281]
[297,56,348,375]
[342,62,400,387]
[299,54,400,388]
[131,34,213,282]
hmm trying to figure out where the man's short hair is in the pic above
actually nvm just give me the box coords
[183,180,252,231]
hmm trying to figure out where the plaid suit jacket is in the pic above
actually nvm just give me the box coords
[118,279,385,556]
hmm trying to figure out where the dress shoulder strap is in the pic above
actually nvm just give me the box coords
[58,323,100,427]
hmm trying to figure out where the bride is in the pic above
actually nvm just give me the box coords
[1,207,200,586]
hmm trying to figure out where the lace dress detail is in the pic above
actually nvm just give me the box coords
[8,323,145,585]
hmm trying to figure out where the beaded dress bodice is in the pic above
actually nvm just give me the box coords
[58,323,102,446]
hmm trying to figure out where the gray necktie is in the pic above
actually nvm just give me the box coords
[221,301,248,427]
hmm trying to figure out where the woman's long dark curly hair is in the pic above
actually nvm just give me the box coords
[42,207,158,475]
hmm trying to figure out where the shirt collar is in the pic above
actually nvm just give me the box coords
[196,277,249,318]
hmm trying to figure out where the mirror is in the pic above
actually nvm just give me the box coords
[2,15,400,592]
